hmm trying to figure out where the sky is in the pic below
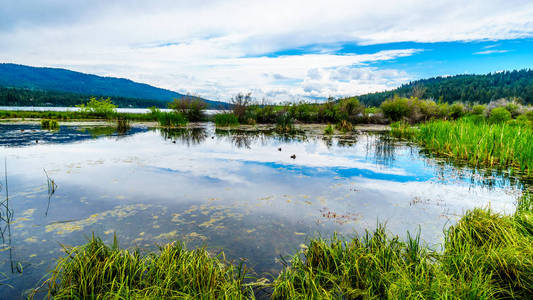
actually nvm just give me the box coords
[1,0,533,103]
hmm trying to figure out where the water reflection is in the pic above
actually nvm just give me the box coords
[0,162,23,285]
[159,128,208,146]
[0,123,529,298]
[0,124,146,147]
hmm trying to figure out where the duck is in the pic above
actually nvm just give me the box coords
[278,147,282,151]
[290,154,296,159]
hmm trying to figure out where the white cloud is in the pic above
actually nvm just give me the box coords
[474,49,509,55]
[1,0,532,102]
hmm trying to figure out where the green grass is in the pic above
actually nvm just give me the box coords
[271,193,533,299]
[324,124,334,135]
[35,235,255,299]
[40,119,59,130]
[392,118,533,177]
[156,112,188,127]
[214,113,240,126]
[34,194,532,299]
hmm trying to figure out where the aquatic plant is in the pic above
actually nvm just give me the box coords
[35,234,256,299]
[157,112,188,127]
[214,113,240,126]
[116,117,130,134]
[335,120,353,133]
[276,113,295,133]
[43,169,57,216]
[390,121,416,139]
[415,118,532,176]
[324,124,334,135]
[40,119,59,130]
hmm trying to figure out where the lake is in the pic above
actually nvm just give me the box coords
[0,122,526,298]
[0,106,223,115]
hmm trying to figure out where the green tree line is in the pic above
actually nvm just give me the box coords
[358,69,533,106]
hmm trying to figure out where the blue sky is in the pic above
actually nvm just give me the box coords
[1,0,532,102]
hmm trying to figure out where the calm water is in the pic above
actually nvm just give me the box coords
[0,123,526,298]
[0,106,223,115]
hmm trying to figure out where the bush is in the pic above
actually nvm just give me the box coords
[380,97,410,122]
[168,96,207,122]
[489,107,512,123]
[75,97,117,117]
[231,93,252,122]
[449,103,465,119]
[526,110,533,121]
[214,113,239,126]
[337,97,364,123]
[471,104,486,115]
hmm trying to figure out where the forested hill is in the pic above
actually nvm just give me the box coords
[357,69,533,106]
[0,63,230,108]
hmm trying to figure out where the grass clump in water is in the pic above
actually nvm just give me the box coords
[40,119,59,130]
[214,113,240,127]
[36,234,255,299]
[157,112,188,127]
[335,120,353,133]
[276,113,295,133]
[324,124,334,135]
[415,118,533,176]
[390,121,417,139]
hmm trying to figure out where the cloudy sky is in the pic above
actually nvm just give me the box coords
[1,0,533,102]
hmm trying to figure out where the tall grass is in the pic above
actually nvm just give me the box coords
[415,118,533,176]
[156,112,188,127]
[214,113,240,126]
[271,193,533,299]
[40,119,59,130]
[36,234,255,299]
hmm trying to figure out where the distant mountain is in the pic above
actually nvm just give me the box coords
[357,69,533,106]
[0,63,230,108]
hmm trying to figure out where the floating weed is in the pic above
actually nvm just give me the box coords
[45,204,151,235]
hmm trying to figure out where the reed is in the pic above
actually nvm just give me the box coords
[157,112,188,127]
[415,118,533,176]
[214,113,240,126]
[116,117,131,134]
